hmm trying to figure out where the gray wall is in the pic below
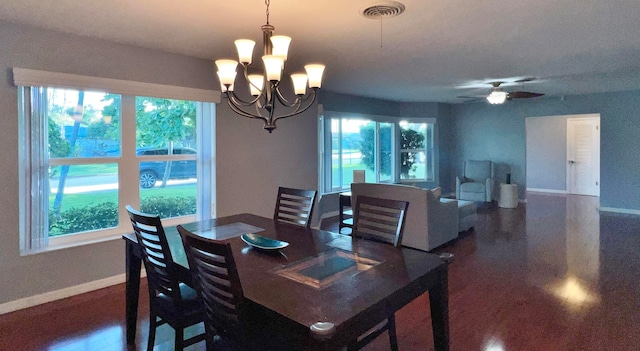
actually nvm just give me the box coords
[451,91,640,210]
[0,21,217,304]
[525,116,570,191]
[215,101,319,219]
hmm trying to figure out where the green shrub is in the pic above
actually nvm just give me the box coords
[140,196,197,218]
[49,196,196,236]
[49,202,118,236]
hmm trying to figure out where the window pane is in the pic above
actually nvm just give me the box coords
[135,97,197,149]
[49,164,119,236]
[136,97,198,218]
[344,119,371,189]
[47,89,121,158]
[400,122,433,181]
[401,151,426,179]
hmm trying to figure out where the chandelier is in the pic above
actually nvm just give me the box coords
[215,0,325,133]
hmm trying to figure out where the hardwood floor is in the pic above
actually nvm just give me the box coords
[1,193,639,350]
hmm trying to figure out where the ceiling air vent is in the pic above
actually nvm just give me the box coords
[361,1,406,19]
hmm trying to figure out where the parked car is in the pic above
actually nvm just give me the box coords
[138,147,197,188]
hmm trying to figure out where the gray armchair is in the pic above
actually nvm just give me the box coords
[456,160,494,202]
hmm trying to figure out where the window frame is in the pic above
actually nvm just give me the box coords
[398,119,435,182]
[320,110,435,194]
[15,68,219,254]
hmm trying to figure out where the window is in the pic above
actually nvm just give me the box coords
[16,69,218,253]
[399,121,434,181]
[321,111,435,193]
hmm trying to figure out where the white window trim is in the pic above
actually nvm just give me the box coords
[320,111,436,193]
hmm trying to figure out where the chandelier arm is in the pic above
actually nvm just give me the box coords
[241,64,266,98]
[273,86,301,107]
[225,95,268,122]
[227,89,263,107]
[272,90,318,122]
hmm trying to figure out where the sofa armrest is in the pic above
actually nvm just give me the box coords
[455,176,462,199]
[427,198,458,250]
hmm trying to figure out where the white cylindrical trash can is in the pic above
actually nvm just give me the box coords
[499,183,518,208]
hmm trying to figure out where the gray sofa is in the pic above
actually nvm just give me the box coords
[351,183,459,251]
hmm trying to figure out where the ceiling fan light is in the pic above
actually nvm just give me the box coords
[487,90,508,104]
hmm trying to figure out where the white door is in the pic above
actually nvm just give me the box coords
[567,117,600,196]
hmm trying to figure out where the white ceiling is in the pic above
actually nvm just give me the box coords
[1,0,639,103]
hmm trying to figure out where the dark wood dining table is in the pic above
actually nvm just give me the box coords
[123,213,450,350]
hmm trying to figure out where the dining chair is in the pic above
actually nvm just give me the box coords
[178,225,270,351]
[273,186,318,228]
[126,206,205,351]
[349,195,410,351]
[352,195,409,248]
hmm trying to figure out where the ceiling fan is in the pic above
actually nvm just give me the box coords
[458,78,545,104]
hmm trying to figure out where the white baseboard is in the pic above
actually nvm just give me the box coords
[0,269,147,315]
[527,188,568,194]
[598,207,640,215]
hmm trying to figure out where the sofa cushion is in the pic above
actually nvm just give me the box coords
[459,182,486,193]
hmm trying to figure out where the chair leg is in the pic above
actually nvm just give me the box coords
[388,315,398,351]
[147,312,157,351]
[175,327,184,351]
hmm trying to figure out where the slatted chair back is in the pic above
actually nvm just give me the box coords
[273,187,318,228]
[178,225,245,339]
[126,206,181,302]
[352,195,410,247]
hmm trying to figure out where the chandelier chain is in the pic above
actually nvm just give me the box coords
[265,0,270,24]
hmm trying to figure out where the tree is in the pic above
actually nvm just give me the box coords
[358,124,425,178]
[135,97,196,148]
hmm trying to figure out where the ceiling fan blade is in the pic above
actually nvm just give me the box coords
[508,91,544,99]
[457,95,487,99]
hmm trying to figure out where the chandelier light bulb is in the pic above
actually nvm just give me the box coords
[234,39,256,64]
[290,73,308,95]
[248,74,264,96]
[263,55,284,81]
[270,35,292,61]
[304,64,326,88]
[217,72,235,92]
[215,59,239,86]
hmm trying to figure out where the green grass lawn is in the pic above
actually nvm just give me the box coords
[50,164,119,178]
